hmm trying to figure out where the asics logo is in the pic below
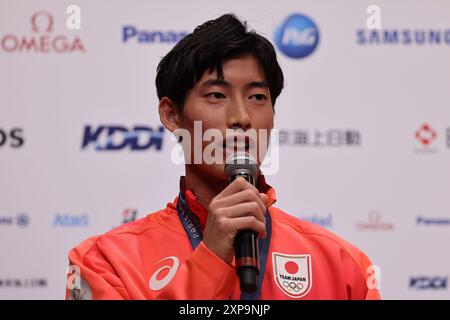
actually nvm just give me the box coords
[149,256,179,291]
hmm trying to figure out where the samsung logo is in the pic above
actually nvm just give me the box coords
[356,29,450,45]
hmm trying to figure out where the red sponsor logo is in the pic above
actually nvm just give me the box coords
[1,11,85,53]
[356,211,394,231]
[415,123,437,147]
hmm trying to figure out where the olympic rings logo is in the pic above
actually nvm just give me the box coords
[283,281,304,292]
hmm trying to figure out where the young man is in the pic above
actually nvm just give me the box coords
[66,14,380,300]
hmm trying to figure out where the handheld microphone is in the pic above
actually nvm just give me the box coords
[224,152,260,293]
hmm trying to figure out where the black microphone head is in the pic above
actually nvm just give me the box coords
[224,152,260,182]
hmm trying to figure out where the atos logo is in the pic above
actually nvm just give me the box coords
[81,125,164,151]
[275,13,320,59]
[53,213,89,227]
[409,276,448,290]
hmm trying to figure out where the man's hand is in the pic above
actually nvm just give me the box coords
[203,177,268,264]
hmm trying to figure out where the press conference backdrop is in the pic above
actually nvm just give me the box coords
[1,0,450,299]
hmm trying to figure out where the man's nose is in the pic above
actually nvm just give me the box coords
[226,97,251,130]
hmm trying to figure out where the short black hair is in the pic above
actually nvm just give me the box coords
[155,13,284,110]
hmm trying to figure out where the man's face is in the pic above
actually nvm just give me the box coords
[178,53,274,181]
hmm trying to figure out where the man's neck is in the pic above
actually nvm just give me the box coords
[184,165,228,209]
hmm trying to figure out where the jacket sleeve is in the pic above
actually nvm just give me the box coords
[151,242,238,299]
[339,244,382,300]
[361,256,382,300]
[65,237,131,300]
[65,238,238,300]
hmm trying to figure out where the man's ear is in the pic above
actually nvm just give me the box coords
[158,97,181,133]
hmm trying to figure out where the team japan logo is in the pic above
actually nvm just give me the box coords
[272,252,312,298]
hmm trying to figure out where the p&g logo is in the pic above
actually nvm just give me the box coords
[275,13,320,59]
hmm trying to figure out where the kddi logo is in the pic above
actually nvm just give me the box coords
[410,276,448,290]
[81,125,164,151]
[0,10,85,53]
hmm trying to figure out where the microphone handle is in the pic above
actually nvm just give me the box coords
[230,172,259,293]
[235,230,259,293]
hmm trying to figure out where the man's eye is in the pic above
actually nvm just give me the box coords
[206,92,226,99]
[250,94,267,102]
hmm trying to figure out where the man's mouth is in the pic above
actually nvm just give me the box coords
[221,135,255,153]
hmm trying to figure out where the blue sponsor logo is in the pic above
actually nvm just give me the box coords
[356,29,450,45]
[53,213,89,227]
[0,216,12,225]
[16,214,29,227]
[416,216,450,226]
[274,13,319,59]
[0,278,47,288]
[0,213,29,227]
[300,213,333,228]
[122,25,187,44]
[410,276,448,290]
[81,125,164,151]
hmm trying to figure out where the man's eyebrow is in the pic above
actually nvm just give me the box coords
[200,79,231,89]
[247,81,269,89]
